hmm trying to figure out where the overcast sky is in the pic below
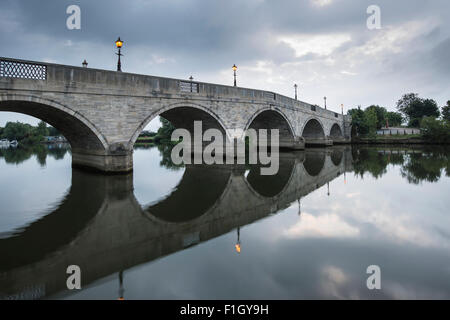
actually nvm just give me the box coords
[0,0,449,129]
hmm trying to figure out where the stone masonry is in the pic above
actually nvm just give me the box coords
[0,57,352,172]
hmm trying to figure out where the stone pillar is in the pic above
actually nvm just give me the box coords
[71,146,133,173]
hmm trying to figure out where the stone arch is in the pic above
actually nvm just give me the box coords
[244,107,297,149]
[128,102,231,149]
[0,94,108,153]
[301,117,326,139]
[330,123,343,138]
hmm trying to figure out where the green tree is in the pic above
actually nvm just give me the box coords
[348,107,368,135]
[396,93,440,127]
[2,122,33,141]
[364,107,378,137]
[36,121,49,137]
[420,117,450,143]
[366,105,387,129]
[155,117,176,143]
[48,126,60,136]
[386,112,403,127]
[442,100,450,122]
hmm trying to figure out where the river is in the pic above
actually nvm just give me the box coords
[0,144,449,299]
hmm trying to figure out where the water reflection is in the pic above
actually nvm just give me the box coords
[0,144,70,166]
[352,146,450,183]
[0,145,449,299]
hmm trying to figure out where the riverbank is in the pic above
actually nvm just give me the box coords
[352,134,450,145]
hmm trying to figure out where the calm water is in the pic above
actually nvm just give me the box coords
[0,144,450,300]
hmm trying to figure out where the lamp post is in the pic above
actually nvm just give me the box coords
[294,84,298,100]
[82,59,88,68]
[341,103,344,115]
[324,96,327,110]
[232,64,237,87]
[115,37,124,72]
[327,182,330,196]
[189,75,194,92]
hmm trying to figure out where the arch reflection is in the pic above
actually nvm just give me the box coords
[144,165,232,223]
[303,151,326,176]
[0,147,354,299]
[246,154,298,198]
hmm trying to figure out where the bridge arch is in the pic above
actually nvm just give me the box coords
[244,107,296,149]
[128,102,231,149]
[0,94,108,153]
[301,117,326,140]
[330,123,344,138]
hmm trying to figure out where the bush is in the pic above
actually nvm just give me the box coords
[420,117,450,143]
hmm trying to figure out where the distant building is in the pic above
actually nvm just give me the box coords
[376,127,421,135]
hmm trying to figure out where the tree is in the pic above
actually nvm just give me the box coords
[348,107,367,135]
[421,99,440,118]
[442,100,450,122]
[385,112,403,127]
[2,122,33,141]
[1,121,48,144]
[36,121,49,137]
[396,93,440,127]
[155,117,176,142]
[366,105,387,129]
[364,107,378,137]
[48,126,61,136]
[420,117,450,143]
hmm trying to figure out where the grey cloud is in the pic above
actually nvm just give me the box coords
[0,0,449,118]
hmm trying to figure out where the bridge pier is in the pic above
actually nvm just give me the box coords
[71,150,133,173]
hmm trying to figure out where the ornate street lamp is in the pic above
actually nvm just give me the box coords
[341,103,344,115]
[324,96,327,110]
[294,84,298,100]
[115,37,124,72]
[82,59,88,68]
[232,64,237,87]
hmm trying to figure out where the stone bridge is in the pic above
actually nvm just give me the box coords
[0,57,351,173]
[0,147,353,299]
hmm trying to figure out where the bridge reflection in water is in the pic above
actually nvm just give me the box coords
[0,146,353,299]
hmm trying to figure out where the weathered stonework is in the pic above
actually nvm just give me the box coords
[0,57,352,172]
